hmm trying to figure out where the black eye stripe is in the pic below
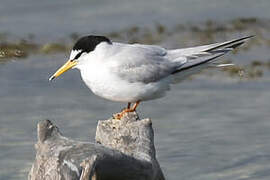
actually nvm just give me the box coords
[74,51,84,59]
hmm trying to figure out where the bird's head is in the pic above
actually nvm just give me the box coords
[49,35,111,81]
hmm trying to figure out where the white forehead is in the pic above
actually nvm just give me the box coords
[69,49,82,60]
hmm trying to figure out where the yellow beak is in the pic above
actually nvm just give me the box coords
[49,60,78,81]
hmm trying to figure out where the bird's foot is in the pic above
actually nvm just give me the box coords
[113,101,141,120]
[113,108,135,120]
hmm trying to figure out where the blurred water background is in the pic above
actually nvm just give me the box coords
[0,0,270,179]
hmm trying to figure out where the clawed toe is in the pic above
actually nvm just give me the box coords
[113,101,141,120]
[113,112,123,120]
[113,108,131,120]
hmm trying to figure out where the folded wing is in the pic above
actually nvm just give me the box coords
[109,43,186,83]
[109,36,252,84]
[169,36,253,75]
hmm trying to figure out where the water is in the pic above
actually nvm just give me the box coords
[1,0,270,179]
[1,0,270,38]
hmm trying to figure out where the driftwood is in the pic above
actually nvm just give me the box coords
[28,112,165,180]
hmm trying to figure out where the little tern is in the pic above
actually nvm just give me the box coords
[49,35,252,119]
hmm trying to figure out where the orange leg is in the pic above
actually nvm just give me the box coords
[127,102,131,109]
[114,101,141,120]
[130,101,140,111]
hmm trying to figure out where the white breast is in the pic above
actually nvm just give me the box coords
[76,43,171,102]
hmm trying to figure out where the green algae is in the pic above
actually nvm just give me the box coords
[0,17,270,80]
[40,43,69,54]
[0,40,70,62]
[0,40,38,60]
[221,60,269,79]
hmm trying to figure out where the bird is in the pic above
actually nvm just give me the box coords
[49,35,252,119]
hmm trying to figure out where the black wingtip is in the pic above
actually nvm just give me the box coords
[245,35,255,39]
[234,35,255,41]
[228,35,255,49]
[227,41,245,49]
[206,35,255,52]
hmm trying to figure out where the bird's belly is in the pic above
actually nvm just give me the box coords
[80,69,171,102]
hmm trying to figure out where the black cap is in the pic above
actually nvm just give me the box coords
[73,35,112,53]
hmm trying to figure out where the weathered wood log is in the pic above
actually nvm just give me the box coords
[28,112,165,180]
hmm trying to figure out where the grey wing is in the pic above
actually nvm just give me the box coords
[169,36,253,74]
[108,36,252,84]
[109,44,186,83]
